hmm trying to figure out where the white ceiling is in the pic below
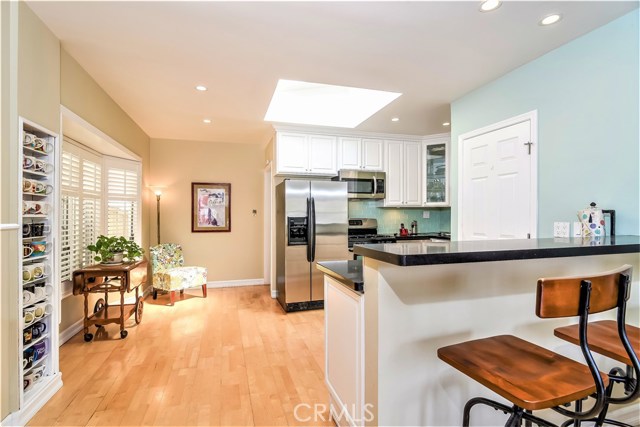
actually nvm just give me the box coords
[28,1,638,145]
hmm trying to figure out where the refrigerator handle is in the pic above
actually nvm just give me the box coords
[310,197,317,262]
[306,198,312,262]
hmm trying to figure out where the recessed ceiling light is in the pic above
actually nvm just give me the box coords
[195,85,208,91]
[264,79,401,128]
[540,14,562,26]
[479,0,501,12]
[203,119,211,124]
[442,122,451,126]
[391,117,400,122]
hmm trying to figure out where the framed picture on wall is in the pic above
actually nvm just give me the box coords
[191,182,231,232]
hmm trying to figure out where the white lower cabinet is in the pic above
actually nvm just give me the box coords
[384,140,422,207]
[325,277,365,427]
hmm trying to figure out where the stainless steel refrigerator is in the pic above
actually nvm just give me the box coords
[275,180,349,312]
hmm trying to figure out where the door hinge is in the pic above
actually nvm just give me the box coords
[524,141,533,155]
[527,233,531,239]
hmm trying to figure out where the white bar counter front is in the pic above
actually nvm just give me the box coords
[319,236,640,427]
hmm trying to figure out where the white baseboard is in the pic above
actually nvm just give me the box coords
[207,278,265,288]
[271,289,278,298]
[59,318,84,345]
[2,373,63,426]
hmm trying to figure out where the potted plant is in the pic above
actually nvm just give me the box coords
[87,235,144,264]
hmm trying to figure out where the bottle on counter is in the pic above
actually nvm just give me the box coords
[410,220,417,235]
[400,223,408,236]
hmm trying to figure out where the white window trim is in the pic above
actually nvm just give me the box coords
[60,140,142,298]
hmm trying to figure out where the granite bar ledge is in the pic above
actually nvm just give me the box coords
[353,235,640,266]
[317,260,364,293]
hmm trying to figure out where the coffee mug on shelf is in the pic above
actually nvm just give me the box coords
[23,266,33,281]
[23,289,37,305]
[23,133,37,147]
[33,286,45,299]
[24,373,35,391]
[31,322,46,339]
[23,223,31,237]
[33,284,52,298]
[23,346,37,370]
[23,307,36,325]
[23,155,36,170]
[32,365,45,382]
[33,139,54,154]
[32,223,51,237]
[34,159,54,174]
[23,245,34,258]
[23,201,50,215]
[31,263,46,278]
[23,326,33,345]
[23,179,35,193]
[34,182,54,195]
[30,241,50,256]
[33,340,47,361]
[34,302,50,319]
[23,262,47,282]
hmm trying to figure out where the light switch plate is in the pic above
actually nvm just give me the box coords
[573,222,582,237]
[553,222,570,238]
[423,211,430,219]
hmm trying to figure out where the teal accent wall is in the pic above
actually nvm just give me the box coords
[348,200,451,234]
[450,10,639,239]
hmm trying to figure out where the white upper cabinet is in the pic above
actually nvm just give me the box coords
[422,138,450,207]
[404,141,422,205]
[384,140,422,207]
[276,132,337,176]
[338,137,383,171]
[361,139,384,171]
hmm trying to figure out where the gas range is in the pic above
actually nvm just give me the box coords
[348,218,451,248]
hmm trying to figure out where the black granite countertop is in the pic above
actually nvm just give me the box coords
[316,260,364,293]
[353,235,640,266]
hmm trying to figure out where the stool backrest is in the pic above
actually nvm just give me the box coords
[535,264,638,419]
[536,265,633,318]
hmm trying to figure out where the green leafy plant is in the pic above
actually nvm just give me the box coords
[87,235,144,263]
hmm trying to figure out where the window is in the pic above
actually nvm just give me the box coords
[59,140,141,289]
[104,157,141,242]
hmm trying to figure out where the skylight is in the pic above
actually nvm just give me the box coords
[264,79,401,128]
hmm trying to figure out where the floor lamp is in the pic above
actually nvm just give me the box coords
[155,190,162,245]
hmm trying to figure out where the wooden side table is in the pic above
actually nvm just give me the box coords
[72,259,147,342]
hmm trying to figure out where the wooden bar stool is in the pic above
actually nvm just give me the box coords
[438,265,634,427]
[554,320,639,426]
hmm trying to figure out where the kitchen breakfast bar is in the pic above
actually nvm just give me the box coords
[317,236,640,427]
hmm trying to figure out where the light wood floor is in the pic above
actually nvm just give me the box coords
[29,286,333,426]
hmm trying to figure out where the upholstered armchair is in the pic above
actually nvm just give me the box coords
[150,243,207,305]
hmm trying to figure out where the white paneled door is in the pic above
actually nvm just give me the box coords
[459,113,536,240]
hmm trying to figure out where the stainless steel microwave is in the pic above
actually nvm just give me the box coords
[332,170,385,199]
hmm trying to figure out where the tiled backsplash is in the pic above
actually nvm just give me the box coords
[348,200,451,235]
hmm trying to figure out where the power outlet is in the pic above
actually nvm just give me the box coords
[553,222,570,238]
[423,211,430,219]
[573,222,582,237]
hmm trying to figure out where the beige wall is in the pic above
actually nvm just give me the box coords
[150,139,264,282]
[1,2,60,418]
[59,49,152,332]
[1,2,152,419]
[60,49,151,249]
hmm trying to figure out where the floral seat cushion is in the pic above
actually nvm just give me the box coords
[151,243,207,291]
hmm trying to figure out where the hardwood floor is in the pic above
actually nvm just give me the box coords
[28,286,333,426]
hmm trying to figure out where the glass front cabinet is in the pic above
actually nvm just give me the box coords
[422,138,449,207]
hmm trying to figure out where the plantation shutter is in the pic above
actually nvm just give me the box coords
[60,143,102,281]
[104,157,141,243]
